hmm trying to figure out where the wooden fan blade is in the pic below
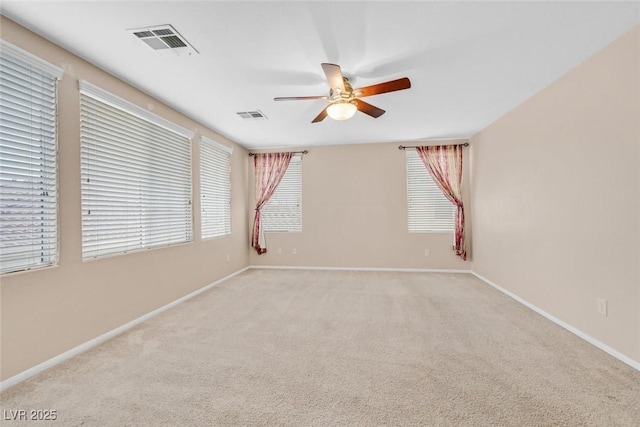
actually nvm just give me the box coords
[355,100,385,118]
[355,77,411,98]
[321,63,345,92]
[311,106,329,123]
[274,95,327,101]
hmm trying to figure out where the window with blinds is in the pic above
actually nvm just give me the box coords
[261,156,302,232]
[200,136,232,239]
[0,42,62,275]
[406,150,455,233]
[79,81,193,259]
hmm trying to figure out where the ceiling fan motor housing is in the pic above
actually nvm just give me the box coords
[329,78,355,102]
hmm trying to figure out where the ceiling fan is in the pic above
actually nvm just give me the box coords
[274,63,411,123]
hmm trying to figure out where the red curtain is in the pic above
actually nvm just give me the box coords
[252,153,293,254]
[416,145,466,260]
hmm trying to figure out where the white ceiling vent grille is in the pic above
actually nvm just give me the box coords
[237,111,268,120]
[128,25,198,56]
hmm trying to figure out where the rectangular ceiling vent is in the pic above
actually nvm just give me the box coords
[237,111,268,120]
[128,25,198,56]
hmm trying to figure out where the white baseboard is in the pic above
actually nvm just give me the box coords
[470,271,640,372]
[0,266,251,392]
[249,265,471,274]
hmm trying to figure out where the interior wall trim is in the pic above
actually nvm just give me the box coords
[249,265,472,274]
[470,271,640,372]
[0,266,251,392]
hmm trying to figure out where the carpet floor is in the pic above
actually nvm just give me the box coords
[1,269,639,426]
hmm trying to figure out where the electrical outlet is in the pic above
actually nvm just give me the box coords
[596,298,607,316]
[277,248,282,255]
[424,249,430,257]
[226,254,230,263]
[293,248,297,255]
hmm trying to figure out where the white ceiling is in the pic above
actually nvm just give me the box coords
[2,1,638,149]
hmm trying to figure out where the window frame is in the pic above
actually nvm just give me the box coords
[261,155,302,233]
[0,41,63,275]
[406,150,455,233]
[79,80,194,260]
[200,136,232,240]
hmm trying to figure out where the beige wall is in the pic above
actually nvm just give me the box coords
[0,17,250,380]
[470,26,640,362]
[249,141,471,269]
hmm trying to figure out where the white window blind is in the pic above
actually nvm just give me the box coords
[0,42,62,274]
[262,156,301,232]
[406,150,455,233]
[200,136,232,239]
[80,83,193,259]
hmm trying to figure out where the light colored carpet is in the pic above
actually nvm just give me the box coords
[1,269,639,426]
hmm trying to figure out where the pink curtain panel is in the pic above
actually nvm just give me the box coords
[416,145,466,260]
[252,152,293,254]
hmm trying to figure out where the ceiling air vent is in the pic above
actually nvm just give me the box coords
[237,111,268,120]
[128,25,198,56]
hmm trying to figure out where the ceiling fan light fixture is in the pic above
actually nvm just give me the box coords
[327,101,357,121]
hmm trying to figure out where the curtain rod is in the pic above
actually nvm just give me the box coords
[399,142,469,150]
[248,150,308,157]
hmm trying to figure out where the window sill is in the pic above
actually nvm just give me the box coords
[1,263,59,278]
